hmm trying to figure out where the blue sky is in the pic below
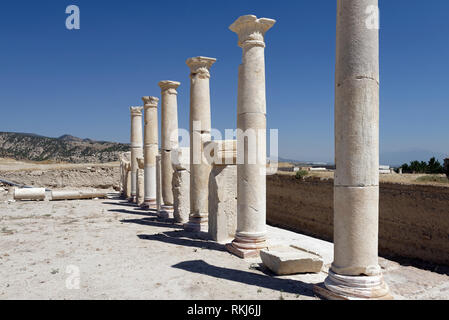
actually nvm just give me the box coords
[0,0,448,163]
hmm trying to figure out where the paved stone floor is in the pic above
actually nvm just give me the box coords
[1,195,448,299]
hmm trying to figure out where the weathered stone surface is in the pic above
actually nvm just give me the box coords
[227,15,275,257]
[208,165,237,243]
[172,147,190,223]
[185,56,216,232]
[156,154,162,213]
[130,106,143,201]
[173,169,190,224]
[136,168,144,206]
[14,187,46,201]
[51,190,107,200]
[142,96,159,205]
[159,81,180,210]
[260,246,323,275]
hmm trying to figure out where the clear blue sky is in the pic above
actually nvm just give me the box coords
[1,0,448,163]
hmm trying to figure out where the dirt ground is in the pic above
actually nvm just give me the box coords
[1,194,448,300]
[1,158,449,300]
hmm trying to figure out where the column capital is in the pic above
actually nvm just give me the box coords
[229,15,276,48]
[158,81,181,95]
[142,96,159,108]
[186,56,217,79]
[130,106,143,115]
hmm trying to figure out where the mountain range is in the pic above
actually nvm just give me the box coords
[0,132,130,163]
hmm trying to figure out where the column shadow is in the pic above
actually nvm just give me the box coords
[121,217,183,229]
[138,231,225,252]
[102,201,139,207]
[172,260,315,297]
[108,208,157,217]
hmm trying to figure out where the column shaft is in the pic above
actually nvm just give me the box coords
[142,96,159,208]
[316,0,391,300]
[226,15,275,258]
[333,0,380,277]
[130,106,143,203]
[185,56,216,232]
[158,81,180,218]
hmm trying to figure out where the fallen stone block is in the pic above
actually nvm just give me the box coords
[260,245,324,275]
[51,190,108,201]
[14,187,46,201]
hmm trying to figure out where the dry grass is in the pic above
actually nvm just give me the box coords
[416,175,449,184]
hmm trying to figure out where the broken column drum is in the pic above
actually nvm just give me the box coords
[156,154,163,214]
[226,15,276,258]
[207,140,238,243]
[142,96,159,209]
[318,0,390,300]
[172,147,190,224]
[136,157,145,206]
[129,106,144,203]
[184,56,216,232]
[14,188,46,201]
[158,81,180,218]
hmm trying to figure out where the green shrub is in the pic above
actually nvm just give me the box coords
[295,170,309,180]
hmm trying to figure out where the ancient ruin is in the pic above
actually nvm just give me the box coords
[207,140,237,243]
[129,106,144,203]
[158,81,181,218]
[225,15,275,258]
[142,96,159,209]
[4,3,449,303]
[314,0,391,300]
[172,147,190,224]
[184,56,216,232]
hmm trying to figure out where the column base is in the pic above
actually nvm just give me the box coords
[225,234,267,259]
[183,221,208,232]
[141,199,157,210]
[313,270,393,300]
[158,205,173,219]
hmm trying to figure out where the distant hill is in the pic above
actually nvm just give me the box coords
[0,132,130,163]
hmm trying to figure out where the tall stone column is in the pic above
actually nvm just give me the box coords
[184,56,216,232]
[315,0,390,300]
[129,106,144,203]
[158,81,180,218]
[142,96,159,209]
[226,15,275,258]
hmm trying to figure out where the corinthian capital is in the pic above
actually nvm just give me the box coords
[158,81,180,95]
[229,15,276,48]
[142,96,159,108]
[186,56,217,79]
[130,106,143,116]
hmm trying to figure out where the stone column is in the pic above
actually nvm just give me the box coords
[184,56,216,232]
[316,0,390,300]
[129,106,144,203]
[158,81,180,218]
[156,154,163,214]
[142,96,159,209]
[226,15,275,258]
